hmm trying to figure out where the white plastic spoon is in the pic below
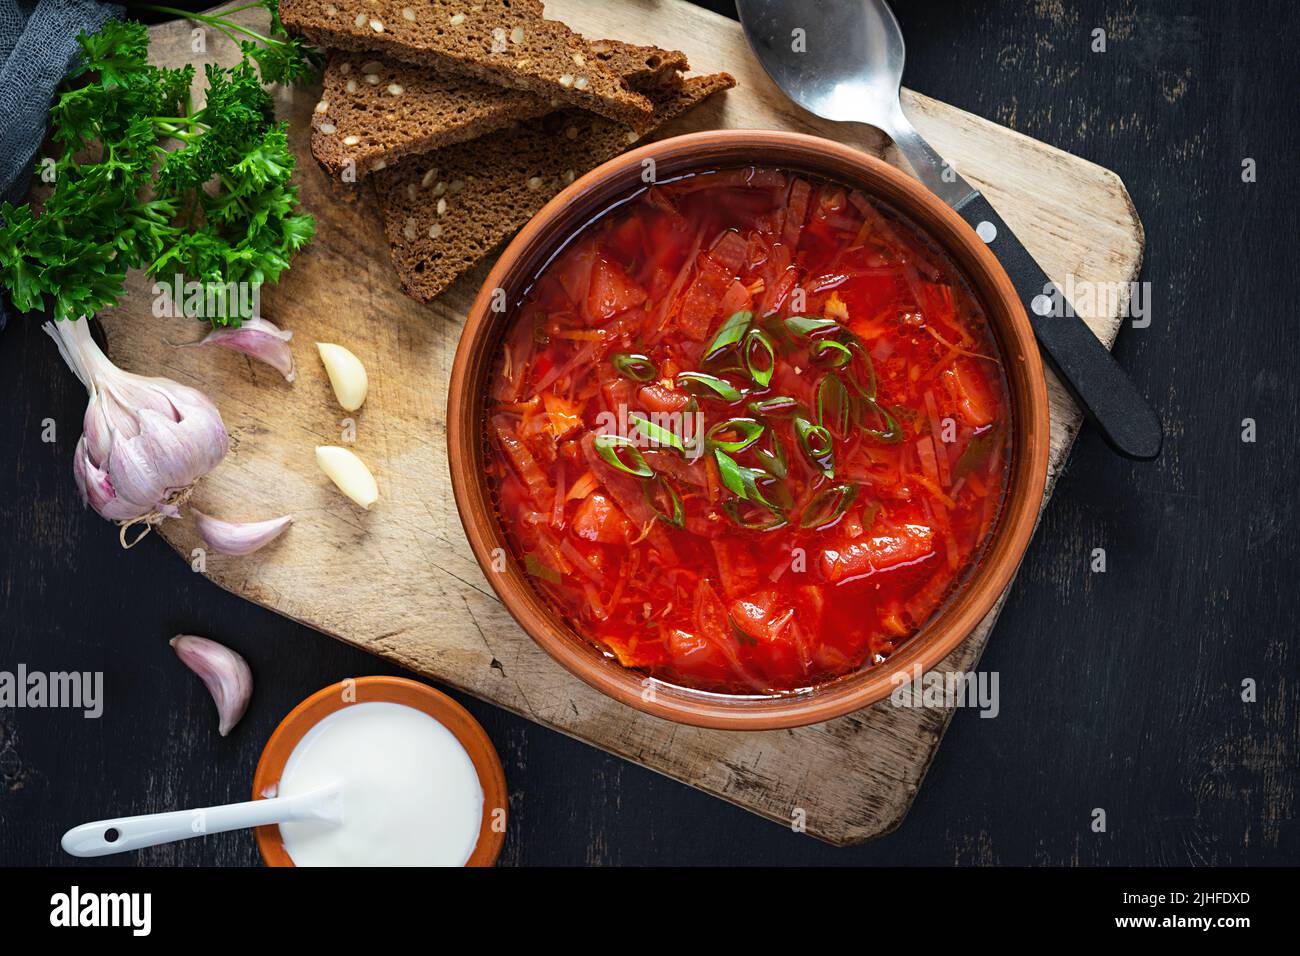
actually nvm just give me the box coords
[60,783,342,858]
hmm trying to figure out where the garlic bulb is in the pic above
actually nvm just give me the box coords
[183,315,296,382]
[45,318,229,545]
[192,509,293,555]
[170,635,252,737]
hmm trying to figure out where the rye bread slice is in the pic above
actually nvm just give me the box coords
[311,40,689,182]
[373,72,735,304]
[280,0,656,129]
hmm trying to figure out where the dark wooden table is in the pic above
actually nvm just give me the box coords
[1,0,1296,866]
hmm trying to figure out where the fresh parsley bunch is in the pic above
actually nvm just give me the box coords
[0,1,320,325]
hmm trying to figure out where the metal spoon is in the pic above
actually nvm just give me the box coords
[735,0,1162,460]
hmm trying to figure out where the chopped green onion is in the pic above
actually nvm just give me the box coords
[794,416,835,477]
[810,338,852,368]
[845,340,878,400]
[784,315,841,338]
[800,483,860,529]
[702,309,752,363]
[953,424,1001,479]
[677,371,743,402]
[628,412,685,453]
[593,433,654,477]
[754,430,788,480]
[747,395,799,418]
[643,474,685,529]
[857,398,905,444]
[713,449,784,509]
[795,417,834,458]
[817,374,851,437]
[756,471,794,512]
[523,553,562,585]
[612,352,658,382]
[723,498,788,532]
[722,499,788,531]
[706,417,765,453]
[717,447,748,496]
[743,328,776,387]
[714,449,752,499]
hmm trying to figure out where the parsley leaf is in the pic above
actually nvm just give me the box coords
[0,2,319,326]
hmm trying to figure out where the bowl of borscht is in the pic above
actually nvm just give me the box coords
[448,130,1049,729]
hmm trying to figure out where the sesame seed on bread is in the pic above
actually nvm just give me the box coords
[310,40,689,183]
[311,52,550,182]
[279,0,658,129]
[373,72,736,304]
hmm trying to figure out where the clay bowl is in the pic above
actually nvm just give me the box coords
[448,129,1049,730]
[252,676,507,866]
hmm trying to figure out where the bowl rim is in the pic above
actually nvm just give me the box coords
[448,128,1049,730]
[251,675,507,866]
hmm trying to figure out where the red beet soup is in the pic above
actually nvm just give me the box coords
[485,166,1011,694]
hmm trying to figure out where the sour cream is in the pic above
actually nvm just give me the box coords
[276,701,484,866]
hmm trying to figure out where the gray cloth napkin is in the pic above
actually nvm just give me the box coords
[0,0,121,326]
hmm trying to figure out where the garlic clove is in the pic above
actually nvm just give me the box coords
[75,436,140,521]
[192,509,293,555]
[170,635,253,737]
[315,446,379,508]
[82,396,113,463]
[183,316,296,382]
[316,342,369,411]
[127,407,197,494]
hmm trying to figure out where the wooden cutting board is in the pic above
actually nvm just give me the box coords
[98,1,1142,845]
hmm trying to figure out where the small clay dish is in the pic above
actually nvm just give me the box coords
[252,676,507,866]
[448,130,1050,730]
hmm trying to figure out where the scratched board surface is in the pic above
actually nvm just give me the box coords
[1,0,1294,864]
